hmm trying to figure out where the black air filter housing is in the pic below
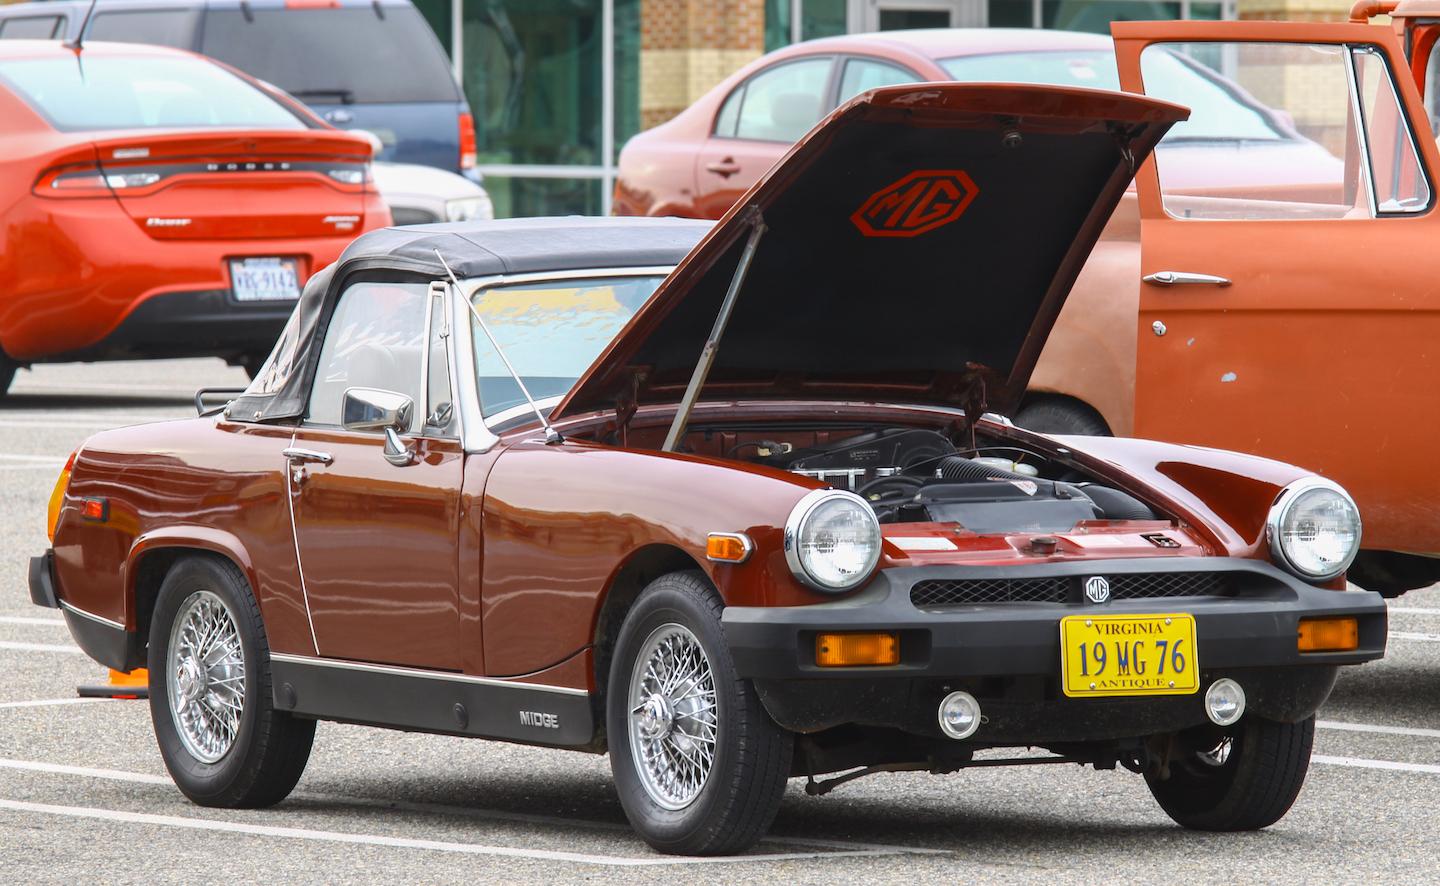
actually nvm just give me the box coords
[917,479,1101,535]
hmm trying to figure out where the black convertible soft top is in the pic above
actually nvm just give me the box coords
[227,216,711,423]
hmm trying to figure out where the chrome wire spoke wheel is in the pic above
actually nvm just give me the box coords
[1197,736,1235,768]
[167,590,246,764]
[627,623,719,810]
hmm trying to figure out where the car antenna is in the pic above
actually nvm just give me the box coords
[434,248,563,445]
[64,0,100,51]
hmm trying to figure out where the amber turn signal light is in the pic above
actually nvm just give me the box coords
[1297,617,1359,652]
[816,632,899,667]
[46,451,77,543]
[705,532,752,563]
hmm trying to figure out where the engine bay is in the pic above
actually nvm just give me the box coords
[716,426,1164,535]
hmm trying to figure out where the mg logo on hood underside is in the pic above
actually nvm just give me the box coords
[850,169,978,238]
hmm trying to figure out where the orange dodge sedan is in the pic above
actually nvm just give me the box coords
[617,21,1440,597]
[0,39,390,390]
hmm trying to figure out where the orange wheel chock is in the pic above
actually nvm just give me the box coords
[77,668,149,700]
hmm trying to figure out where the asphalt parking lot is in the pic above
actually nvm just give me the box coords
[2,360,1439,884]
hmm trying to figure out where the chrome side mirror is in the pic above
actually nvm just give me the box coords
[341,387,412,433]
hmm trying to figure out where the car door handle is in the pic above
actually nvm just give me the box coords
[283,447,333,465]
[1143,271,1232,287]
[705,159,741,178]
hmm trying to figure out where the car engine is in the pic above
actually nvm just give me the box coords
[750,428,1159,534]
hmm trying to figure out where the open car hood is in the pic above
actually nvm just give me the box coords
[554,83,1186,422]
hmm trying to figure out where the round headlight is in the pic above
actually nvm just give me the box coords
[784,490,882,592]
[1266,477,1361,581]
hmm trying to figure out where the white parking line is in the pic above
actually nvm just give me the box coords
[0,699,115,711]
[1314,755,1440,776]
[0,797,913,867]
[0,756,943,857]
[0,641,83,655]
[1389,607,1440,617]
[0,616,65,626]
[1318,720,1440,740]
[1389,631,1440,643]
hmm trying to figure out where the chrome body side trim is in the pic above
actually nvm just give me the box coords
[282,430,322,656]
[268,652,590,697]
[59,599,124,631]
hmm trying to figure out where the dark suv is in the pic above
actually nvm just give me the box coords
[0,0,474,176]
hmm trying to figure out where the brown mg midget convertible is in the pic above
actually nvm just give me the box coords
[32,83,1386,855]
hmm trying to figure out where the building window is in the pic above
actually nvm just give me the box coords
[421,0,633,218]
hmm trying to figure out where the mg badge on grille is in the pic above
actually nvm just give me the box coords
[1084,576,1111,604]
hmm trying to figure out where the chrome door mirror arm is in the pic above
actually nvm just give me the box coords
[383,428,415,466]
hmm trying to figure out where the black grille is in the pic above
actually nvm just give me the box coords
[910,572,1236,608]
[1109,572,1234,600]
[911,577,1068,607]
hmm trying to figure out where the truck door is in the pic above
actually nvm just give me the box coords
[1115,20,1440,557]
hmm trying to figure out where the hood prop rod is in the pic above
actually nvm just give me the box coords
[436,248,563,445]
[662,214,767,452]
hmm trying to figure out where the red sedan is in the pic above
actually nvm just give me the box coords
[0,39,390,391]
[614,28,1340,218]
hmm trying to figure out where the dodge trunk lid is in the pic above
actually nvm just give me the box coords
[554,83,1187,421]
[91,130,375,241]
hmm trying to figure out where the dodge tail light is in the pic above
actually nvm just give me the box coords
[36,165,167,197]
[459,111,477,171]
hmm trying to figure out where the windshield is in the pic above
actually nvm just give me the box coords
[0,54,304,132]
[939,48,1287,142]
[471,276,665,419]
[200,7,460,104]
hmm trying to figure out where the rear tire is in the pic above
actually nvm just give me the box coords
[1146,715,1314,831]
[0,357,16,397]
[1014,396,1111,436]
[607,571,792,855]
[148,555,315,808]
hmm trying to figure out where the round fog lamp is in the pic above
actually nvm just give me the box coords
[938,690,982,740]
[1204,678,1246,727]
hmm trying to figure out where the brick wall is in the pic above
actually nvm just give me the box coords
[640,0,766,130]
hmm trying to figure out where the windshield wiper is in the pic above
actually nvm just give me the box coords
[290,88,355,104]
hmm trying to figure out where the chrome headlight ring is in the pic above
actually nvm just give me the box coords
[1265,476,1362,582]
[783,488,882,593]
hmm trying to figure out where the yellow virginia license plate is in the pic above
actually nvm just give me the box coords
[1060,613,1199,698]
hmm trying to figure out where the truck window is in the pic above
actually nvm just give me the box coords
[1140,41,1430,220]
[0,15,64,39]
[200,7,460,104]
[88,9,200,49]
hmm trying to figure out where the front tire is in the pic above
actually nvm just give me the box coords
[607,571,792,855]
[148,555,315,808]
[1146,715,1314,831]
[1014,395,1111,436]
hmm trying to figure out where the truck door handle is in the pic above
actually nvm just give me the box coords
[705,159,741,178]
[1143,271,1232,287]
[283,447,333,465]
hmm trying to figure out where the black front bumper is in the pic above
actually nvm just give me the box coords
[723,558,1387,743]
[43,289,291,364]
